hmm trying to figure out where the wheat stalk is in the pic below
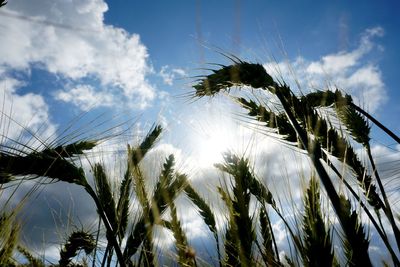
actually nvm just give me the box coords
[238,93,400,264]
[303,89,400,251]
[193,61,375,266]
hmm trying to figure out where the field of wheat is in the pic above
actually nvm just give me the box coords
[1,52,400,267]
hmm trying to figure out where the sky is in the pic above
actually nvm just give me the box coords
[1,0,400,265]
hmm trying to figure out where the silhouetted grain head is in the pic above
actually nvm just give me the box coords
[116,167,132,240]
[0,212,20,266]
[237,97,297,142]
[153,154,179,212]
[123,220,146,263]
[184,185,217,235]
[93,163,117,230]
[338,196,371,267]
[44,141,97,158]
[0,151,86,185]
[291,93,383,210]
[129,125,162,166]
[302,89,370,147]
[216,153,256,266]
[193,62,274,97]
[59,230,96,267]
[301,177,336,267]
[169,201,195,267]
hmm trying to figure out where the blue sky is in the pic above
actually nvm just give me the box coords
[2,1,400,133]
[1,0,400,264]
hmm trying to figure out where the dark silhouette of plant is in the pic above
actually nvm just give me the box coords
[59,230,96,267]
[1,56,399,267]
[301,176,337,267]
[192,59,400,266]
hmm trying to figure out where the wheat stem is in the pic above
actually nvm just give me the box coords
[274,86,372,266]
[326,156,400,266]
[351,103,400,145]
[84,183,126,267]
[366,144,400,252]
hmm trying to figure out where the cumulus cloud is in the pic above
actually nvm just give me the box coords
[264,26,386,113]
[0,76,56,147]
[54,84,115,111]
[159,65,187,86]
[0,0,156,110]
[306,27,383,76]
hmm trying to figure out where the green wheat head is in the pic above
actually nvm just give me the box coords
[58,230,96,267]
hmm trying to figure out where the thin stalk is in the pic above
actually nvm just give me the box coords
[366,144,400,252]
[254,239,275,266]
[215,233,222,267]
[84,183,126,267]
[101,246,109,267]
[274,87,373,266]
[262,204,280,263]
[137,246,143,267]
[351,103,400,145]
[107,249,114,267]
[273,204,303,254]
[92,217,101,267]
[326,158,400,266]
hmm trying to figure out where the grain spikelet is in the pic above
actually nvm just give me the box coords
[216,153,256,266]
[129,125,162,166]
[59,231,96,267]
[301,177,337,267]
[193,61,274,97]
[93,164,117,230]
[17,246,45,267]
[169,201,195,267]
[338,196,371,267]
[0,151,86,185]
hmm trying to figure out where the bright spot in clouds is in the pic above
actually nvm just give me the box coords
[184,102,255,168]
[196,125,234,167]
[0,0,398,265]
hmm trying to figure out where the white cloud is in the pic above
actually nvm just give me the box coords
[264,27,386,113]
[159,65,187,86]
[307,26,383,76]
[54,84,114,111]
[0,77,57,149]
[0,0,156,110]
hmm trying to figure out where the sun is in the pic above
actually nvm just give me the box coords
[184,101,251,169]
[196,130,232,167]
[187,114,242,168]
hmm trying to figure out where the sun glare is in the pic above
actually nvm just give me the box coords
[182,100,261,169]
[187,109,245,168]
[196,129,233,167]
